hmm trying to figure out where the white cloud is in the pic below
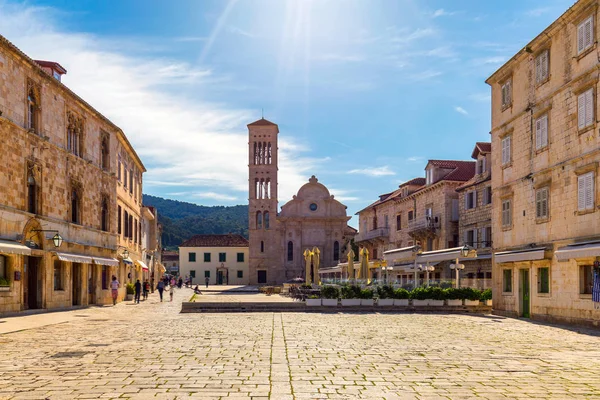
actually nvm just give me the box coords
[454,106,468,115]
[406,156,423,163]
[192,192,238,201]
[469,92,491,103]
[409,70,442,81]
[390,28,436,44]
[317,54,365,63]
[0,4,320,204]
[526,8,551,17]
[227,26,257,38]
[348,166,395,177]
[472,56,506,66]
[431,9,457,18]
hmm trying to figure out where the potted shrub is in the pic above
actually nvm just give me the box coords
[462,287,482,306]
[360,288,374,306]
[0,277,10,292]
[428,287,445,306]
[306,294,321,306]
[376,285,395,306]
[445,288,463,306]
[126,283,135,301]
[481,288,492,306]
[392,288,410,306]
[411,287,429,306]
[321,286,339,307]
[340,285,361,306]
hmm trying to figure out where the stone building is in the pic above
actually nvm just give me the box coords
[357,160,475,283]
[141,206,163,288]
[179,234,249,285]
[161,251,179,275]
[456,142,493,289]
[0,34,144,313]
[247,118,355,284]
[487,0,600,326]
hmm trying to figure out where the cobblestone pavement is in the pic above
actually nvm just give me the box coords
[1,288,600,399]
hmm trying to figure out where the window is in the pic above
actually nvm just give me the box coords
[502,199,512,227]
[0,255,6,281]
[535,187,549,219]
[287,241,293,261]
[189,252,196,262]
[483,186,492,205]
[190,270,196,278]
[578,88,594,130]
[264,211,270,229]
[138,221,141,244]
[580,265,593,294]
[71,187,81,224]
[237,253,244,262]
[577,15,594,54]
[501,135,511,165]
[204,253,211,262]
[129,170,133,194]
[66,112,83,157]
[27,85,40,133]
[27,169,38,214]
[408,210,414,221]
[128,215,133,240]
[118,158,122,182]
[256,211,263,229]
[535,114,548,150]
[465,229,477,248]
[577,172,595,211]
[501,80,512,108]
[134,218,138,244]
[101,197,109,232]
[53,260,64,290]
[396,214,402,231]
[101,135,109,170]
[503,269,512,293]
[477,157,486,174]
[237,270,243,278]
[535,49,549,84]
[465,191,477,210]
[333,241,340,261]
[260,241,264,253]
[538,267,550,294]
[372,216,377,230]
[123,210,129,237]
[384,215,389,228]
[204,270,210,278]
[117,205,122,235]
[482,226,492,247]
[123,168,128,189]
[219,253,226,262]
[426,168,433,185]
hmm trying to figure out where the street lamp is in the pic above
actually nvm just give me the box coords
[450,263,465,288]
[461,245,471,258]
[31,229,63,248]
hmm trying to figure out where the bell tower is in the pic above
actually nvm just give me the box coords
[248,118,280,284]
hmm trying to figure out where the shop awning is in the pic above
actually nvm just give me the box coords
[55,252,93,264]
[383,245,420,263]
[318,267,342,274]
[390,263,416,272]
[555,242,600,262]
[135,260,149,271]
[122,257,133,265]
[0,239,32,256]
[92,257,119,267]
[494,248,546,263]
[417,247,477,263]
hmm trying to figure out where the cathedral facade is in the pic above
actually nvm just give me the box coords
[247,118,355,284]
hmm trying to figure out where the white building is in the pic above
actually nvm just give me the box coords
[179,234,249,285]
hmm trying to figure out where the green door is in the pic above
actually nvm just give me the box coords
[217,270,224,285]
[520,269,530,318]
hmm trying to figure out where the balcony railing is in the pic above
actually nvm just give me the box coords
[407,215,440,232]
[355,227,390,242]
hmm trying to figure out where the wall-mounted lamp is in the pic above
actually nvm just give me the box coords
[31,229,63,248]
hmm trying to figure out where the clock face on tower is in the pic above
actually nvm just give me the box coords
[309,203,318,211]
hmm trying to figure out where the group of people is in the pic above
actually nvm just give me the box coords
[109,273,205,306]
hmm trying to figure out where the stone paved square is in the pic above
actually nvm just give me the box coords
[1,289,600,399]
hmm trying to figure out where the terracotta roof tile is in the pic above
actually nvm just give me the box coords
[401,177,426,187]
[472,142,491,158]
[180,234,249,248]
[248,118,278,127]
[34,59,67,74]
[161,251,179,261]
[441,161,476,182]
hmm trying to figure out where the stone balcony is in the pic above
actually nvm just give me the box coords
[408,215,440,238]
[355,227,390,243]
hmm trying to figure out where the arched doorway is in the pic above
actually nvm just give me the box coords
[217,264,228,285]
[21,218,44,310]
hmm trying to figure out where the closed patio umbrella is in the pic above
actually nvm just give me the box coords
[360,248,370,283]
[347,249,355,281]
[312,247,320,284]
[303,249,313,285]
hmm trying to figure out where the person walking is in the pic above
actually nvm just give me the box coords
[134,279,142,304]
[169,283,175,302]
[177,277,183,289]
[205,276,209,288]
[156,280,165,302]
[110,275,120,306]
[143,280,149,300]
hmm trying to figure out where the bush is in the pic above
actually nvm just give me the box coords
[359,288,374,299]
[428,287,446,300]
[392,288,410,299]
[340,285,362,299]
[321,286,340,299]
[0,277,10,286]
[481,288,492,301]
[410,287,428,300]
[376,285,395,299]
[301,283,312,289]
[461,287,482,301]
[126,283,135,295]
[444,288,463,300]
[410,286,446,300]
[439,281,453,289]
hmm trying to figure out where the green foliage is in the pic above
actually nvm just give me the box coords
[142,194,249,249]
[444,288,463,300]
[321,286,340,299]
[126,283,135,295]
[308,294,320,299]
[359,288,374,299]
[439,281,453,289]
[0,277,10,286]
[300,283,312,289]
[376,285,395,299]
[392,288,410,299]
[340,284,361,299]
[410,286,446,300]
[461,287,482,301]
[481,288,492,301]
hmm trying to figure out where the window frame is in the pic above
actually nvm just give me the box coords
[204,252,211,262]
[535,113,549,151]
[483,186,492,205]
[237,252,244,262]
[577,15,594,55]
[580,265,593,295]
[501,79,512,110]
[189,252,196,263]
[537,267,550,294]
[396,214,402,231]
[501,135,512,166]
[219,253,226,263]
[502,269,513,293]
[501,198,512,229]
[577,171,595,212]
[237,270,243,278]
[465,190,477,210]
[0,255,6,281]
[535,49,550,85]
[535,187,550,220]
[577,88,594,131]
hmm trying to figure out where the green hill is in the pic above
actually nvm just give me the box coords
[142,194,248,249]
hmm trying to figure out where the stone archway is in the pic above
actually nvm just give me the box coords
[22,217,44,250]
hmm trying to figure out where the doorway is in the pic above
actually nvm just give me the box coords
[217,269,228,285]
[257,270,267,284]
[88,264,96,305]
[519,269,530,318]
[72,263,81,306]
[24,256,41,310]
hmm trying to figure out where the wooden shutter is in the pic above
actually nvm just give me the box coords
[541,114,548,148]
[473,190,477,208]
[578,175,586,210]
[585,17,593,49]
[541,50,549,81]
[585,89,594,127]
[578,92,586,129]
[535,55,542,83]
[578,22,586,53]
[585,172,594,209]
[473,229,478,249]
[535,117,542,150]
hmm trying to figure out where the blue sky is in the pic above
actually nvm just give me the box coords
[0,0,574,226]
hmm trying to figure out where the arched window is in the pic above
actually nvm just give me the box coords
[287,241,293,261]
[101,135,109,170]
[260,241,264,253]
[67,112,82,157]
[129,214,133,240]
[263,142,267,164]
[27,171,37,214]
[267,142,272,164]
[124,210,129,237]
[372,216,377,230]
[255,178,260,199]
[71,188,80,224]
[253,142,258,165]
[257,142,263,165]
[101,197,109,232]
[333,241,340,261]
[264,211,270,229]
[256,211,263,229]
[27,87,39,133]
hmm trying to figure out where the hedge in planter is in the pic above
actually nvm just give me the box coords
[126,283,135,295]
[321,286,340,299]
[376,285,395,299]
[340,285,362,299]
[460,287,482,301]
[480,289,492,301]
[0,277,10,286]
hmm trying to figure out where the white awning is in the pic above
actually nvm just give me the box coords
[417,247,477,263]
[383,245,420,263]
[555,243,600,262]
[494,248,546,263]
[390,263,415,272]
[55,252,93,264]
[135,260,149,271]
[318,267,342,274]
[122,257,133,265]
[93,257,119,267]
[0,239,32,256]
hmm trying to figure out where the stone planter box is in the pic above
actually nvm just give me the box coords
[429,300,444,306]
[306,298,322,306]
[361,299,374,306]
[341,299,361,306]
[483,299,492,306]
[447,299,463,306]
[0,286,10,292]
[464,300,480,306]
[412,299,428,306]
[377,299,394,306]
[126,294,134,301]
[322,299,338,307]
[394,299,409,306]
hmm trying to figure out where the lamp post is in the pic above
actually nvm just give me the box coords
[424,264,435,286]
[31,230,63,248]
[413,244,422,288]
